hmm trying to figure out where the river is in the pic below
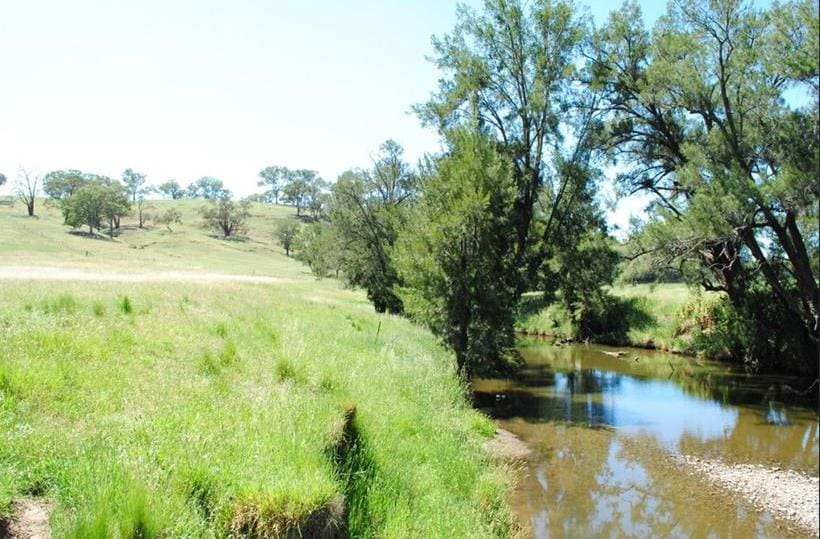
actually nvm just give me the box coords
[473,342,819,538]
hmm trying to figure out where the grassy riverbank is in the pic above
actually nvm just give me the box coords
[0,201,514,536]
[516,283,719,354]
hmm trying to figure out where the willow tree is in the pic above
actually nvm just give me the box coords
[592,0,819,375]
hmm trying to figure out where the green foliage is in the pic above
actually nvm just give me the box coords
[60,178,131,237]
[42,170,89,200]
[294,222,342,278]
[121,168,147,203]
[199,197,251,238]
[275,220,300,257]
[187,177,230,200]
[594,0,819,375]
[119,295,133,314]
[277,169,326,217]
[330,141,415,314]
[154,207,182,232]
[157,179,185,200]
[396,130,521,377]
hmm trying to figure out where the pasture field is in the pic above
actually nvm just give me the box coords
[0,201,514,537]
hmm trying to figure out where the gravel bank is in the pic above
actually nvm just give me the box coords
[672,455,819,536]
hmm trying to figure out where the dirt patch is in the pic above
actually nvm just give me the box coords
[485,428,532,461]
[0,266,291,285]
[3,499,51,539]
[672,455,819,536]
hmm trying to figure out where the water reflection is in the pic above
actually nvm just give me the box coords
[475,343,819,538]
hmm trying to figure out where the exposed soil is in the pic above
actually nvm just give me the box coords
[672,455,819,537]
[0,266,290,284]
[2,499,51,539]
[485,428,532,461]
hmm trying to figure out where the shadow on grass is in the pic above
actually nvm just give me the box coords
[68,230,114,241]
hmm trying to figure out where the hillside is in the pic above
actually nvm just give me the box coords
[0,200,515,537]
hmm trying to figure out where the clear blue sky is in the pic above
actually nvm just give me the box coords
[0,1,669,230]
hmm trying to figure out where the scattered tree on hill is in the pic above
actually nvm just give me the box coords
[258,166,288,204]
[592,0,819,375]
[275,221,300,256]
[281,170,322,216]
[42,170,88,200]
[14,168,39,217]
[0,173,6,188]
[155,207,182,232]
[135,188,154,229]
[331,140,417,314]
[61,178,131,237]
[122,168,147,202]
[157,179,185,200]
[295,222,343,277]
[188,177,231,200]
[200,196,250,238]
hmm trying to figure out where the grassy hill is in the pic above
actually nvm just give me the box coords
[0,200,515,537]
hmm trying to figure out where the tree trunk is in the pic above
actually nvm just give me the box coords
[26,201,34,216]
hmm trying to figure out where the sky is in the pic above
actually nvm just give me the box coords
[1,1,670,232]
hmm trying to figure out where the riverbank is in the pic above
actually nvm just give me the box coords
[672,455,819,537]
[515,284,704,355]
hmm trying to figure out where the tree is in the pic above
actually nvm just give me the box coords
[281,170,321,216]
[200,196,250,237]
[61,178,131,237]
[411,0,605,373]
[122,168,147,202]
[258,166,289,204]
[157,179,185,200]
[395,131,520,377]
[0,173,6,188]
[294,222,343,278]
[275,220,300,256]
[155,208,182,232]
[417,0,589,291]
[42,169,88,200]
[14,168,39,217]
[187,177,230,200]
[135,188,154,228]
[591,0,819,375]
[330,140,417,313]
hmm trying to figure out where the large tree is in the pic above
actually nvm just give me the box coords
[200,196,251,238]
[591,0,819,374]
[157,179,185,200]
[396,131,520,377]
[61,178,131,237]
[411,0,611,371]
[257,166,289,204]
[331,140,416,314]
[122,168,147,202]
[281,169,322,216]
[42,169,89,200]
[187,177,230,200]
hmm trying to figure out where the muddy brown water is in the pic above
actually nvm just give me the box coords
[474,343,819,538]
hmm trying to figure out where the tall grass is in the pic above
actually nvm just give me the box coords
[0,280,514,536]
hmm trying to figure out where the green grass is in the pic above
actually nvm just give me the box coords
[516,283,718,353]
[0,201,515,537]
[0,198,306,276]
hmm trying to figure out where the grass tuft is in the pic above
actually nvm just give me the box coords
[119,296,133,315]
